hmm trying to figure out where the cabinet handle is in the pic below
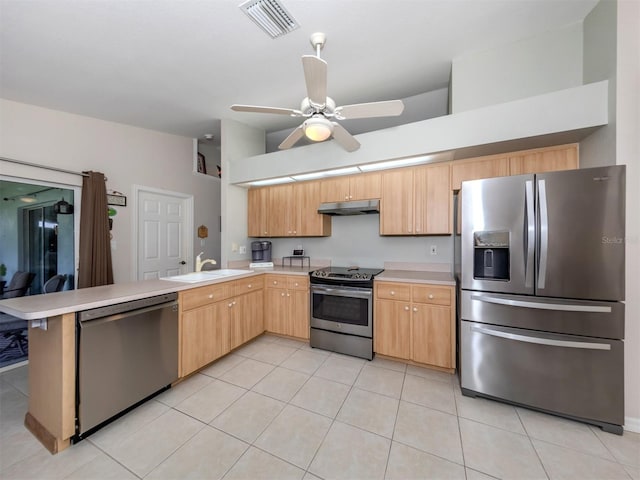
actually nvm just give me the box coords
[416,228,420,232]
[428,294,434,299]
[263,231,267,235]
[294,282,299,287]
[228,302,233,307]
[413,307,418,312]
[390,291,395,296]
[345,195,349,200]
[247,284,252,288]
[404,306,410,311]
[349,195,353,199]
[208,294,214,299]
[293,230,297,234]
[233,301,236,305]
[281,292,285,297]
[273,281,278,285]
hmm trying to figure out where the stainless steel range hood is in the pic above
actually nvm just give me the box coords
[317,199,380,216]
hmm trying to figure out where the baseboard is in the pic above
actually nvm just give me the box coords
[624,416,640,433]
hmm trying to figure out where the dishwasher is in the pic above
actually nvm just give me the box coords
[75,292,179,439]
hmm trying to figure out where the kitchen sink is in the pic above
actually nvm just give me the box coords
[161,269,253,283]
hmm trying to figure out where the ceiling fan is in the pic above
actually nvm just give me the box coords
[231,32,405,152]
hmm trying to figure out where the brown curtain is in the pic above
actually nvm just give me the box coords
[78,171,114,288]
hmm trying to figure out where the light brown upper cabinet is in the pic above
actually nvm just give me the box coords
[509,144,578,175]
[320,172,381,202]
[451,155,510,191]
[248,181,330,237]
[380,163,451,235]
[247,187,269,237]
[451,143,579,191]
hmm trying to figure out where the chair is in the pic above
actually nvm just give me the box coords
[0,271,35,299]
[43,274,67,293]
[0,313,28,357]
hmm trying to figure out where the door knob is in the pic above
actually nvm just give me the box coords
[179,260,186,265]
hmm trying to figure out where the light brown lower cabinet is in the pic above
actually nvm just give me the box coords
[181,299,231,377]
[264,274,309,340]
[374,281,455,370]
[179,277,264,377]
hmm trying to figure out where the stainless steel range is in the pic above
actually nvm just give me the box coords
[309,266,384,360]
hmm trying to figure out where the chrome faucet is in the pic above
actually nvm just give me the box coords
[195,252,217,272]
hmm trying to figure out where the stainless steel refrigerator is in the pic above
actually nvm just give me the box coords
[459,165,625,434]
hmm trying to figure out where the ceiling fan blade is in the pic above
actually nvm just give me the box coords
[231,104,302,116]
[335,100,405,120]
[278,125,305,150]
[331,123,360,152]
[302,55,327,108]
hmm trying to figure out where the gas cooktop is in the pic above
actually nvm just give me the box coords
[310,266,384,284]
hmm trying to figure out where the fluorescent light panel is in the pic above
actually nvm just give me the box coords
[239,0,300,39]
[358,155,437,172]
[250,176,294,186]
[291,166,360,181]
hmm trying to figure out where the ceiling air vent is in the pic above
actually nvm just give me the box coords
[239,0,300,39]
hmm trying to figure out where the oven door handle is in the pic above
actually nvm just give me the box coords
[311,285,372,299]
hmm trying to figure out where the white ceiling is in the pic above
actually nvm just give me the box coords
[0,0,598,143]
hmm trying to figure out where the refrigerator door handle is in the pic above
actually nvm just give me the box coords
[537,179,549,289]
[470,294,612,313]
[470,325,611,350]
[525,180,535,288]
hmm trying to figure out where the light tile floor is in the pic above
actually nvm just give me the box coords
[1,333,638,479]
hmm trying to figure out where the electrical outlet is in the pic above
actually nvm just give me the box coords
[430,245,437,255]
[239,245,247,254]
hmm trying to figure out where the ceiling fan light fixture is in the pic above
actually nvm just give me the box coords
[239,0,300,39]
[303,116,333,142]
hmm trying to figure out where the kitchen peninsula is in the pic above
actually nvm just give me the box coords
[0,266,456,454]
[0,267,310,454]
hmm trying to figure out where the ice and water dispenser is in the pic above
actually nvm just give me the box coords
[473,231,510,280]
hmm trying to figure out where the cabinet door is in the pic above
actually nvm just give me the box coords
[373,299,411,359]
[451,156,510,191]
[289,289,309,339]
[320,177,350,202]
[264,287,288,335]
[350,173,381,200]
[248,187,269,237]
[295,181,330,237]
[413,163,451,235]
[231,290,264,349]
[380,168,414,235]
[411,304,452,368]
[181,301,230,377]
[509,144,578,175]
[268,184,292,237]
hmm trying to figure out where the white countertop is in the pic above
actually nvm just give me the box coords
[0,268,313,320]
[376,270,456,286]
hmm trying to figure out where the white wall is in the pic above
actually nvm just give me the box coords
[0,99,221,283]
[451,22,584,113]
[220,119,265,267]
[616,0,640,433]
[581,0,618,168]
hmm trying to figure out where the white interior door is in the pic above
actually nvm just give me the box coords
[136,188,192,280]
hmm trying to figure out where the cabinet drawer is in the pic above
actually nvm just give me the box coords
[287,276,308,291]
[264,274,287,288]
[181,283,232,311]
[375,282,411,302]
[234,276,264,296]
[412,285,451,306]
